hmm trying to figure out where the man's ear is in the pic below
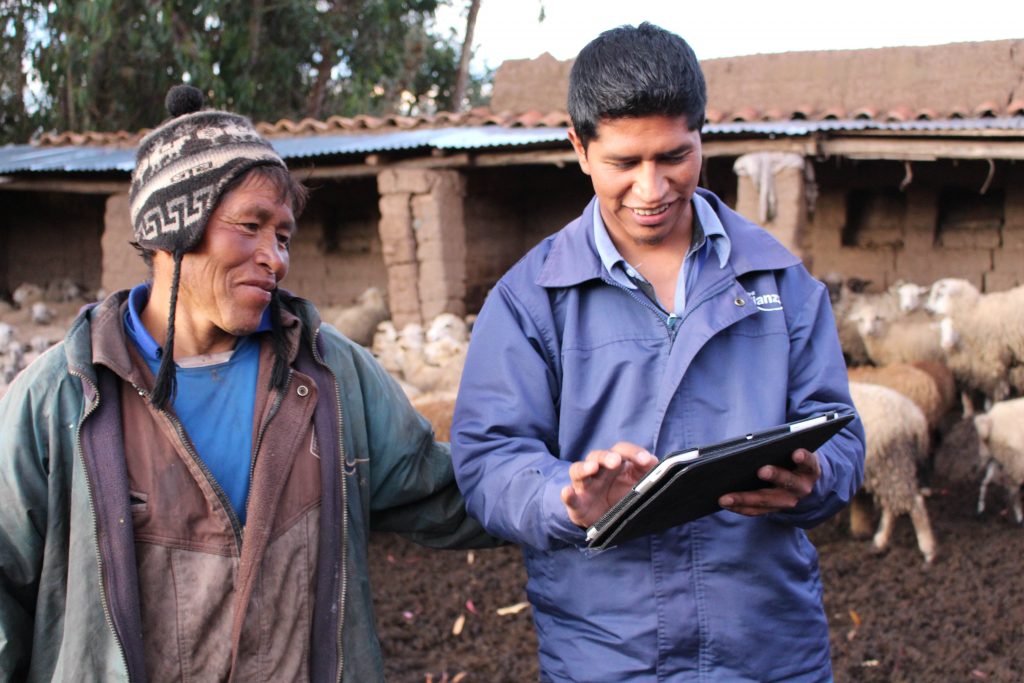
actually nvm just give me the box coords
[567,128,591,176]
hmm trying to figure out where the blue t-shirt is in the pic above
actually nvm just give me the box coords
[124,284,268,524]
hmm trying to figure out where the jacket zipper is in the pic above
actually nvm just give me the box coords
[603,277,681,340]
[130,381,246,548]
[311,328,349,683]
[69,368,131,679]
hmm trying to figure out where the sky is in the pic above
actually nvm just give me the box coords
[436,0,1024,73]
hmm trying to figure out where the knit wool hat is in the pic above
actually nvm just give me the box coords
[130,84,286,255]
[131,85,290,409]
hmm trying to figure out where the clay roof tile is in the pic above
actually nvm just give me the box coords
[729,106,759,123]
[973,100,1000,118]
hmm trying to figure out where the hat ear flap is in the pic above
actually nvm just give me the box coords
[150,250,183,410]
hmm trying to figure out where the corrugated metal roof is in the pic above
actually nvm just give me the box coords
[0,126,571,174]
[704,117,1024,135]
[2,119,1022,175]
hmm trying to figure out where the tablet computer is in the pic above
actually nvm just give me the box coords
[585,411,855,550]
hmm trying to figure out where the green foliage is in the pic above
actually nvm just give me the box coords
[0,0,490,143]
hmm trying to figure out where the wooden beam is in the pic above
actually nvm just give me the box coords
[470,149,577,167]
[818,138,1024,161]
[0,177,130,194]
[701,139,817,158]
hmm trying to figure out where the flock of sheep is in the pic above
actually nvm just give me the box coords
[3,275,1023,566]
[829,275,1024,563]
[0,280,91,398]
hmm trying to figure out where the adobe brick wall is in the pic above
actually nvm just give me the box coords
[377,168,467,327]
[3,190,105,295]
[734,154,808,262]
[490,39,1024,118]
[462,165,594,313]
[800,159,1020,293]
[284,176,387,309]
[102,192,149,294]
[490,52,574,113]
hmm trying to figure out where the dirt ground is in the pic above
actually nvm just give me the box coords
[370,418,1024,683]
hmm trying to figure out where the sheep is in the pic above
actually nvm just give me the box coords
[847,363,954,434]
[410,391,458,442]
[43,277,85,303]
[974,397,1024,524]
[31,302,55,325]
[372,320,403,375]
[11,282,44,308]
[925,278,1024,411]
[826,276,872,366]
[401,325,466,394]
[843,281,944,367]
[848,381,937,564]
[830,278,932,367]
[426,312,469,344]
[322,286,389,347]
[372,315,469,395]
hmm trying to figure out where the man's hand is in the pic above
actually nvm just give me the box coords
[561,442,658,528]
[718,448,821,516]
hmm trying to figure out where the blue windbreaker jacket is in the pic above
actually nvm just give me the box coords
[451,189,865,682]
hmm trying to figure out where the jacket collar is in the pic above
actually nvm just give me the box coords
[65,288,309,392]
[535,188,800,289]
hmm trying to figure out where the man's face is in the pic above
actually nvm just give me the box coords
[176,172,294,351]
[569,115,703,249]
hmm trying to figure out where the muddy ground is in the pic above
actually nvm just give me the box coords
[369,418,1024,682]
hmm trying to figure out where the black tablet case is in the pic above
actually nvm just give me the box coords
[585,412,855,550]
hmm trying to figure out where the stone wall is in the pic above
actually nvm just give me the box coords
[3,190,105,296]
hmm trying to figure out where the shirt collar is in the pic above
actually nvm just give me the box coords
[591,193,732,283]
[124,282,271,362]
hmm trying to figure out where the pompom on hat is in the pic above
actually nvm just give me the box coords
[129,84,286,255]
[131,85,290,409]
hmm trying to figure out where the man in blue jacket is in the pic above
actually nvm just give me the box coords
[451,22,865,682]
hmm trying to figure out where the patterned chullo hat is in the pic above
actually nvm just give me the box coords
[131,85,290,408]
[130,84,286,254]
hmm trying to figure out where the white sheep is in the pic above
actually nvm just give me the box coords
[426,312,469,344]
[371,315,470,394]
[842,279,944,368]
[323,286,389,347]
[11,282,44,308]
[831,279,932,367]
[974,397,1024,524]
[925,278,1024,411]
[848,381,937,564]
[31,302,55,325]
[371,320,403,375]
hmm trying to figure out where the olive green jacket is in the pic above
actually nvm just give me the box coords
[0,290,492,682]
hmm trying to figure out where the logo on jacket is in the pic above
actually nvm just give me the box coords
[747,290,783,312]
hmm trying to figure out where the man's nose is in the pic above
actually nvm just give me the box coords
[632,162,666,203]
[255,231,288,278]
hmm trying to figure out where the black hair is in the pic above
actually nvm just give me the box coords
[568,22,707,148]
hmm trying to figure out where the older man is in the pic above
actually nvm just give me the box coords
[0,85,491,682]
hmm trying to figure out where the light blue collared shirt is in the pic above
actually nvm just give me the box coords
[592,193,731,316]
